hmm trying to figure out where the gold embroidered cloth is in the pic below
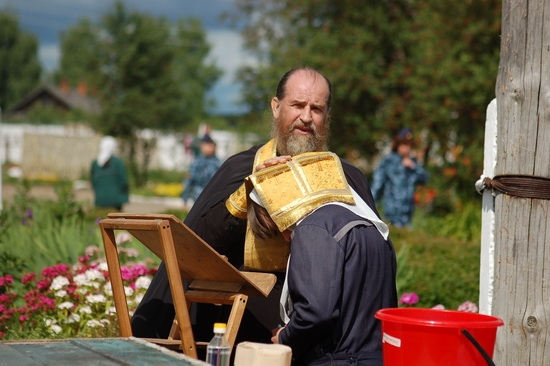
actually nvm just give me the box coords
[225,139,290,271]
[246,151,354,231]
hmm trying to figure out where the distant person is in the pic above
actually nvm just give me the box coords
[191,124,212,158]
[181,134,221,210]
[90,136,129,211]
[370,128,428,228]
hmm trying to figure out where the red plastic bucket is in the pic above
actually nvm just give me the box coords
[375,308,504,365]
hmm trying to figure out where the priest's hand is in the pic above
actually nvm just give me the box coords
[255,155,292,172]
[271,325,285,344]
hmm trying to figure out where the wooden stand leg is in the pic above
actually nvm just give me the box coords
[225,294,248,347]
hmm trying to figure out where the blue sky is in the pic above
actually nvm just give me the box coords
[0,0,257,114]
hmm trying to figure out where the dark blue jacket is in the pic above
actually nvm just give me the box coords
[280,205,397,365]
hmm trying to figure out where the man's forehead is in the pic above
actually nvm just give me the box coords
[284,72,329,103]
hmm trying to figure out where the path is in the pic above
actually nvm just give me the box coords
[1,182,182,213]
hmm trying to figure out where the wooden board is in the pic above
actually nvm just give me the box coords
[105,213,276,297]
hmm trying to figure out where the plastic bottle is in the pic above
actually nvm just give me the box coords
[205,322,231,366]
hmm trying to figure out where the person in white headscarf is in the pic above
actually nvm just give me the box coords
[90,136,129,210]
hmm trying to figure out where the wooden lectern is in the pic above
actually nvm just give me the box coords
[100,213,277,359]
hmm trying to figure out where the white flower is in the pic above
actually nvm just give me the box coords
[86,319,104,328]
[49,276,70,290]
[50,324,63,334]
[458,301,479,313]
[75,269,106,287]
[134,276,151,290]
[79,306,92,314]
[77,287,88,295]
[55,290,67,297]
[58,301,74,310]
[116,232,132,244]
[85,245,101,256]
[97,261,109,271]
[86,294,107,304]
[84,269,105,282]
[122,248,139,258]
[73,273,88,287]
[103,282,113,296]
[44,318,58,326]
[124,286,134,297]
[65,313,81,324]
[106,306,117,315]
[134,293,144,304]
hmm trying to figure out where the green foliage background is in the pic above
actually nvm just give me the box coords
[229,0,501,202]
[0,10,41,112]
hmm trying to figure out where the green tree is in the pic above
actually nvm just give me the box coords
[56,1,221,185]
[0,10,41,113]
[229,0,501,200]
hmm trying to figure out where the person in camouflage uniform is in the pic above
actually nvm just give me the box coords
[181,134,221,209]
[371,128,428,228]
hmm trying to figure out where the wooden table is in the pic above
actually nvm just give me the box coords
[0,337,209,365]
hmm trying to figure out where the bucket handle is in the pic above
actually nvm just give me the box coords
[461,329,496,366]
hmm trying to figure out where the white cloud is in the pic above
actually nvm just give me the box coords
[206,29,258,114]
[39,43,60,72]
[206,29,258,84]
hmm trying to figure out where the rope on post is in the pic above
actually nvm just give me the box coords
[481,174,550,200]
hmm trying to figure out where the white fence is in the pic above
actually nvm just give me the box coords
[0,123,259,181]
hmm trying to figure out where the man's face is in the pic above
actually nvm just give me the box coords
[271,71,330,156]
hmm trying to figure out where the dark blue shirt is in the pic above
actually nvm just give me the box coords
[279,205,397,365]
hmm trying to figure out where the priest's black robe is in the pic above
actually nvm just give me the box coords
[130,143,382,345]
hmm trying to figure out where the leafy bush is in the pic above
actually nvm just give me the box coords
[391,204,481,310]
[1,183,95,278]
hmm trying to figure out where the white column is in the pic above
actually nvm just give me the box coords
[478,98,498,314]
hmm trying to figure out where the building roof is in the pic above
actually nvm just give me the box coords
[4,83,101,119]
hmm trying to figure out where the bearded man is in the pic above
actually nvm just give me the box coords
[131,67,382,346]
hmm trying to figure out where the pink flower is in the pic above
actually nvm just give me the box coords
[0,294,13,303]
[36,279,51,291]
[131,264,149,278]
[78,255,90,264]
[42,264,69,278]
[457,301,478,313]
[0,275,14,287]
[432,304,446,310]
[399,292,420,306]
[22,273,36,285]
[120,266,133,281]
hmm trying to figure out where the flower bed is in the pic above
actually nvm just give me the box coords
[0,239,157,340]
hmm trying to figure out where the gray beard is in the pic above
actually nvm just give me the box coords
[272,121,329,156]
[281,134,322,156]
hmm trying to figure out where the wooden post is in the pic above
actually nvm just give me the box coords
[493,0,550,363]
